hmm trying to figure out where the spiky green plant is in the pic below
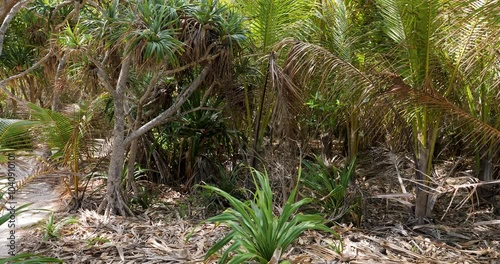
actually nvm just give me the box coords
[0,203,32,226]
[197,168,336,263]
[43,212,78,241]
[301,157,355,221]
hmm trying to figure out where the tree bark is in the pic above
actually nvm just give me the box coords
[98,55,134,217]
[477,148,496,205]
[414,140,436,224]
[0,0,30,56]
[0,0,18,25]
[123,66,210,146]
[125,72,161,194]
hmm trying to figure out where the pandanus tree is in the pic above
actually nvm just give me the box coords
[58,0,246,216]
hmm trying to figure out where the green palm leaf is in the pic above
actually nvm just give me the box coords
[0,119,39,160]
[235,0,314,52]
[28,103,73,159]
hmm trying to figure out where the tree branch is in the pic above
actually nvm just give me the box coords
[0,51,53,104]
[0,0,32,56]
[123,65,211,146]
[89,57,116,96]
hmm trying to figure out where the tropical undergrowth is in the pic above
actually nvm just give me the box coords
[193,168,338,264]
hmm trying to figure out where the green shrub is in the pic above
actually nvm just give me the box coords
[301,157,356,221]
[196,168,336,263]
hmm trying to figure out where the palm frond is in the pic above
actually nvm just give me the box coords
[313,0,355,61]
[376,0,443,87]
[279,39,376,105]
[375,0,406,44]
[268,52,302,137]
[388,86,500,152]
[236,0,314,53]
[28,103,73,158]
[0,119,39,154]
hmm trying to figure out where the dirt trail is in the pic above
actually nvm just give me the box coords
[0,153,62,257]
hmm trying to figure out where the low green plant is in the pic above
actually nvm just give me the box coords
[0,253,63,263]
[130,185,156,210]
[301,157,356,222]
[196,168,336,263]
[87,236,111,246]
[43,212,78,241]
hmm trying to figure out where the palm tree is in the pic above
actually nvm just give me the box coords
[228,0,315,169]
[275,0,499,223]
[29,99,106,210]
[275,0,380,179]
[440,0,499,192]
[376,0,500,222]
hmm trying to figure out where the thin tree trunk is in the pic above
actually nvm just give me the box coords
[52,54,67,111]
[98,55,133,217]
[414,147,430,224]
[126,138,140,195]
[0,0,30,56]
[123,66,211,145]
[0,0,18,25]
[477,148,496,204]
[346,109,359,183]
[125,72,161,195]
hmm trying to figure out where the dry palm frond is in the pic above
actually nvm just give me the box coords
[268,52,303,137]
[0,156,56,211]
[278,39,376,106]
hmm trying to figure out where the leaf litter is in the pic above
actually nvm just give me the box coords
[13,148,500,263]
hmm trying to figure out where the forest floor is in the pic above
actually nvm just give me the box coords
[3,148,500,263]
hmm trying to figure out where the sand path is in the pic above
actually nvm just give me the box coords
[0,152,62,257]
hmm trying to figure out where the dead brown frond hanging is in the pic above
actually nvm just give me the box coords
[179,17,212,65]
[268,52,303,138]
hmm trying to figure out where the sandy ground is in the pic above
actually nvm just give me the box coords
[0,154,62,257]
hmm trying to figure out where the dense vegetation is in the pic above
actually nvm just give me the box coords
[0,0,498,262]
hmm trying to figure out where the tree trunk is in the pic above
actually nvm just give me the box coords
[346,109,359,184]
[0,0,29,56]
[414,148,429,224]
[413,139,438,224]
[126,138,140,195]
[0,0,17,24]
[98,55,133,217]
[477,148,496,205]
[52,54,67,112]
